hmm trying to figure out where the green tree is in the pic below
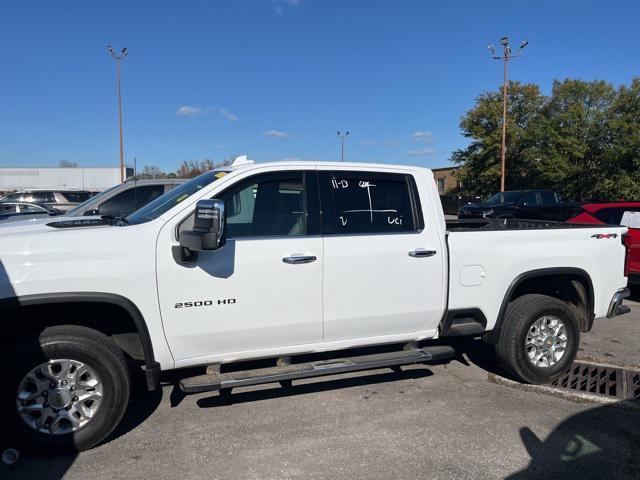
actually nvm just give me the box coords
[452,78,640,201]
[452,82,549,197]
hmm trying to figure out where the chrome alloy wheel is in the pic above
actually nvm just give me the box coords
[525,315,568,368]
[16,359,103,435]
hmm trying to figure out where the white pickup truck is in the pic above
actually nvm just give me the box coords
[0,160,630,453]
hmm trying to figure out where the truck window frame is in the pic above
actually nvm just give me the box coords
[317,170,424,236]
[176,169,321,241]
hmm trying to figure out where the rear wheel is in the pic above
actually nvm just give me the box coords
[496,294,579,384]
[4,325,130,453]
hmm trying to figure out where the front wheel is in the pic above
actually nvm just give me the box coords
[495,294,579,384]
[4,325,131,454]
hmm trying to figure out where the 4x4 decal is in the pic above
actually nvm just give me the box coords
[591,233,619,239]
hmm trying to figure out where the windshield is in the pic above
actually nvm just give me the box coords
[66,184,122,216]
[126,170,229,225]
[485,191,523,205]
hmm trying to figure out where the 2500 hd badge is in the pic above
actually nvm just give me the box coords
[175,298,236,308]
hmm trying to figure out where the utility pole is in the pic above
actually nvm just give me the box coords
[107,45,128,183]
[337,131,350,162]
[488,37,528,192]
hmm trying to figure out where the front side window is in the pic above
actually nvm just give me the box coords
[18,204,47,213]
[224,173,307,238]
[320,171,416,234]
[98,185,166,217]
[177,171,319,239]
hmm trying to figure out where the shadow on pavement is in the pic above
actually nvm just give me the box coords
[509,399,640,479]
[102,370,163,444]
[195,367,434,408]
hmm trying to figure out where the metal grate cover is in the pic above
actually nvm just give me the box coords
[551,361,640,400]
[628,371,640,400]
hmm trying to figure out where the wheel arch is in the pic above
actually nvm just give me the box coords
[0,292,160,390]
[494,267,595,334]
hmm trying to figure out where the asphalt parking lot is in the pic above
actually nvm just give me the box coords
[2,293,639,480]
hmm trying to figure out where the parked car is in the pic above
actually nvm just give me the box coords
[567,201,640,286]
[458,190,580,221]
[0,161,629,453]
[0,189,94,212]
[65,178,186,218]
[0,201,64,222]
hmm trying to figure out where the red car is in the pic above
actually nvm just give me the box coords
[568,202,639,286]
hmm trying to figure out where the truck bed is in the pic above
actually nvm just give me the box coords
[446,218,619,232]
[444,218,627,331]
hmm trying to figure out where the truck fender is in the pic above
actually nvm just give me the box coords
[493,267,595,333]
[0,292,161,390]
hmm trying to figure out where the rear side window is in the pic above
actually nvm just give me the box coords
[59,191,93,203]
[518,192,540,207]
[594,207,640,225]
[540,191,559,205]
[0,204,17,214]
[319,171,417,234]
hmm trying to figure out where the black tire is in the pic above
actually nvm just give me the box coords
[496,294,579,384]
[3,325,130,454]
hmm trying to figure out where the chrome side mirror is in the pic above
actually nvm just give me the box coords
[176,199,226,263]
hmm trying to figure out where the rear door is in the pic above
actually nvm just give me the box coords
[319,169,446,341]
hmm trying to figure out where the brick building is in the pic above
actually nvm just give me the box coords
[432,166,462,194]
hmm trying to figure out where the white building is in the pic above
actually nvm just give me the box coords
[0,167,132,192]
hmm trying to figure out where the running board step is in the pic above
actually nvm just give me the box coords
[180,345,455,394]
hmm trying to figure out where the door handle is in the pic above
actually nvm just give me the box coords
[283,255,317,264]
[408,249,437,258]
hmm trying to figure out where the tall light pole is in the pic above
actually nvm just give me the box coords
[489,37,528,192]
[337,130,350,162]
[107,45,128,183]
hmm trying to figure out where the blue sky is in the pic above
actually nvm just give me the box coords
[0,0,638,172]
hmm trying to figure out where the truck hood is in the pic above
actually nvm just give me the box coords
[0,216,108,237]
[0,215,155,300]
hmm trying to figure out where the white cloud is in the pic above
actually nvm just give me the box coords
[263,129,291,138]
[407,148,436,156]
[272,0,299,15]
[220,108,239,122]
[411,131,434,142]
[176,105,207,116]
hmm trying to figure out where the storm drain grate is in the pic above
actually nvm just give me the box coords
[551,361,640,400]
[628,371,640,400]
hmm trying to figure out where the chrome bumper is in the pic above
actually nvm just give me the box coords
[607,288,631,318]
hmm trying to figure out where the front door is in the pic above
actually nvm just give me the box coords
[157,170,323,362]
[318,169,446,341]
